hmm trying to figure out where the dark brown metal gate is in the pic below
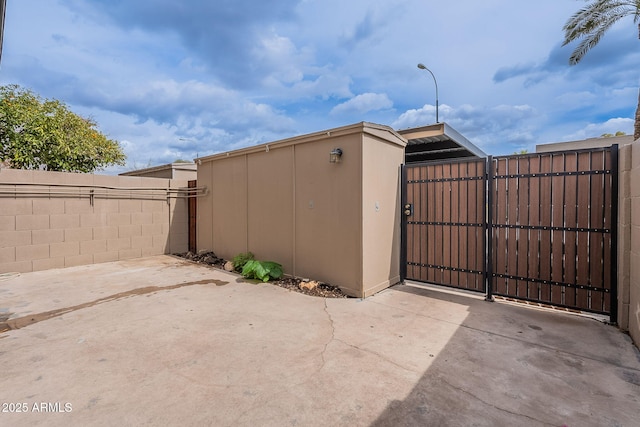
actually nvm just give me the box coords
[402,147,618,319]
[402,158,487,292]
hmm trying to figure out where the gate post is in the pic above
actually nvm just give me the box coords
[400,164,407,282]
[485,156,494,302]
[610,145,619,324]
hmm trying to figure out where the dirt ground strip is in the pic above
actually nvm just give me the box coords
[176,251,348,298]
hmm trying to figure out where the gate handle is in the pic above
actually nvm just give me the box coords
[404,203,413,216]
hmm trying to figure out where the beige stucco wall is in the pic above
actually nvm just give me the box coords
[620,143,640,346]
[247,148,294,272]
[211,155,249,259]
[0,169,189,274]
[293,132,363,294]
[196,122,406,297]
[361,131,404,296]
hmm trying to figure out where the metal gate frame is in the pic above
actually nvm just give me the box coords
[401,158,487,294]
[401,146,618,322]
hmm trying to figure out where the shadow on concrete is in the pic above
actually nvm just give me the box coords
[370,283,640,426]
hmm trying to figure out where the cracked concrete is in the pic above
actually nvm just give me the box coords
[0,255,639,426]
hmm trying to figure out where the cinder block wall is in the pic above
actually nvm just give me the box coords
[619,142,640,348]
[628,143,640,346]
[619,145,632,331]
[0,169,189,274]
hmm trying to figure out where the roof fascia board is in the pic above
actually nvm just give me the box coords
[197,122,405,163]
[119,162,195,176]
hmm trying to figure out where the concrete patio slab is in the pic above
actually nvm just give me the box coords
[0,255,639,426]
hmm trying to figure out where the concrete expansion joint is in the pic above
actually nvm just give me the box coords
[439,377,556,426]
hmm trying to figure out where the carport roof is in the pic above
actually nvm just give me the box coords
[397,122,487,163]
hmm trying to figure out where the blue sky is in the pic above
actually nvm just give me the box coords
[1,0,638,173]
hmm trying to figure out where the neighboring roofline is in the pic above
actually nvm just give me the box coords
[195,122,407,163]
[397,122,487,158]
[536,134,635,153]
[119,162,196,176]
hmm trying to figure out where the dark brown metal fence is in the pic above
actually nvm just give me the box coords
[489,149,617,315]
[402,146,618,318]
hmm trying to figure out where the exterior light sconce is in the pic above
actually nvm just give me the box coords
[329,148,343,163]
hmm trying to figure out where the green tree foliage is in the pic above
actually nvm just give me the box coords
[601,131,627,137]
[0,85,126,172]
[562,1,640,140]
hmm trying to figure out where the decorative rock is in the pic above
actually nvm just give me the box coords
[224,261,234,272]
[299,280,319,290]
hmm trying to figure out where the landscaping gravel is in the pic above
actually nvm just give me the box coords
[175,251,348,298]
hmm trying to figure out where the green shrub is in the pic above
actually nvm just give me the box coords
[241,260,283,282]
[232,252,254,272]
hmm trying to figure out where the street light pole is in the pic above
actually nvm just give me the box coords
[417,63,439,123]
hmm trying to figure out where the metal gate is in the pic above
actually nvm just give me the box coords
[402,158,487,292]
[401,147,618,319]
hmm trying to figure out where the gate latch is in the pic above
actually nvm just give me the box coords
[403,203,413,216]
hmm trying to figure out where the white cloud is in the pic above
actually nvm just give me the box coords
[74,78,296,135]
[392,105,440,130]
[560,118,634,142]
[554,91,598,107]
[330,93,393,116]
[286,72,353,100]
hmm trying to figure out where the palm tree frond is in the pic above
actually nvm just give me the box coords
[563,0,637,63]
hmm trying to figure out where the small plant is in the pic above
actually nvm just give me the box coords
[241,260,283,282]
[232,252,254,272]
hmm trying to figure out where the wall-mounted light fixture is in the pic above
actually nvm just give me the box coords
[329,148,343,163]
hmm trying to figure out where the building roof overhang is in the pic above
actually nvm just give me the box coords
[397,122,486,163]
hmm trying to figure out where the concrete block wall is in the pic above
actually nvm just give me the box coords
[619,143,640,348]
[0,169,189,274]
[628,143,640,346]
[619,145,632,331]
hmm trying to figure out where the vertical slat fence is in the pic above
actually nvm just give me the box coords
[403,159,486,292]
[403,146,617,316]
[489,149,615,314]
